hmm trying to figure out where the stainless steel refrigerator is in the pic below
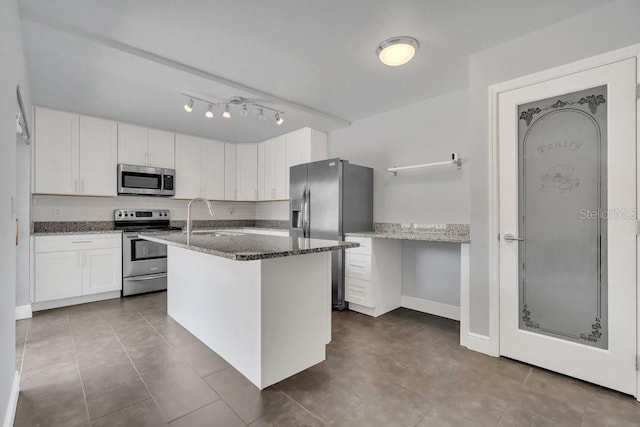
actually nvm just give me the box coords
[290,158,373,310]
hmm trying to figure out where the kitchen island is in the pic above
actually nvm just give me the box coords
[140,231,357,389]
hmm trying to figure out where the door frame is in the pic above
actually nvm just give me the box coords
[486,43,640,400]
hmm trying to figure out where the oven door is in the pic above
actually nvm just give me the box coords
[123,232,167,277]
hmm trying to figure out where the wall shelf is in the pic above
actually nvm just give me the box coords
[387,153,461,176]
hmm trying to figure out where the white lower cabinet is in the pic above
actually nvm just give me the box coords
[35,234,122,304]
[344,236,401,317]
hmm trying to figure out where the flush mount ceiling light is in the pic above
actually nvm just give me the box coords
[181,94,285,125]
[376,36,419,66]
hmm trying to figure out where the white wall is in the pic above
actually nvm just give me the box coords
[328,89,469,224]
[255,201,288,221]
[328,89,469,306]
[32,195,256,222]
[468,0,640,335]
[16,141,31,308]
[0,0,31,422]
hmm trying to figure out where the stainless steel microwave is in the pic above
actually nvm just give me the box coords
[117,164,175,197]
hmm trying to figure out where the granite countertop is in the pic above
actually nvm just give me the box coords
[345,230,470,243]
[139,231,358,261]
[345,223,470,243]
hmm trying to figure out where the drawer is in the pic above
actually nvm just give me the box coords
[345,253,371,281]
[345,236,372,255]
[345,277,374,308]
[35,234,121,253]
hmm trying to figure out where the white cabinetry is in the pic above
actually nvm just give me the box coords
[34,234,122,304]
[225,143,237,200]
[34,107,117,196]
[344,236,401,317]
[236,144,258,201]
[262,136,287,200]
[175,134,225,200]
[285,128,328,198]
[118,123,175,169]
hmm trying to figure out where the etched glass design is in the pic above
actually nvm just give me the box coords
[518,85,607,349]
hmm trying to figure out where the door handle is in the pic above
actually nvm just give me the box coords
[503,233,525,242]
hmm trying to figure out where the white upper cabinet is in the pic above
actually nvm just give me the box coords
[34,107,117,197]
[202,140,225,200]
[262,136,287,201]
[225,143,237,201]
[79,115,117,196]
[147,128,175,169]
[34,107,79,195]
[284,128,328,198]
[175,134,226,200]
[257,142,266,201]
[175,134,202,199]
[236,144,258,201]
[117,123,148,166]
[118,123,175,169]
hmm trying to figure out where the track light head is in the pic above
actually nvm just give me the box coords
[275,112,284,125]
[258,107,266,121]
[184,99,194,113]
[205,104,214,118]
[240,104,249,117]
[222,104,231,119]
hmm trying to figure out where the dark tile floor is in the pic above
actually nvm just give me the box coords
[14,292,640,426]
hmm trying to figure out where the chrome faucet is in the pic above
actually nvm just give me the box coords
[186,198,214,245]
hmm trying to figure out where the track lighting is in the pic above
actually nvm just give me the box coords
[222,104,231,119]
[181,94,284,125]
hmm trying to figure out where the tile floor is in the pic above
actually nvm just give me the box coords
[14,291,640,426]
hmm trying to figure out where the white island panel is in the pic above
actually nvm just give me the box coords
[167,246,331,389]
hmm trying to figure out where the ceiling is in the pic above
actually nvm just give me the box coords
[19,0,612,143]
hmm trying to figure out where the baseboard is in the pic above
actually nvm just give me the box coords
[15,305,32,320]
[31,290,121,312]
[400,296,460,321]
[463,332,498,356]
[3,370,19,427]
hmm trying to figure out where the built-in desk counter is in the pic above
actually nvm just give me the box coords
[343,223,470,323]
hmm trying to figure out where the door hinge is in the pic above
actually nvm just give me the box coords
[636,355,640,371]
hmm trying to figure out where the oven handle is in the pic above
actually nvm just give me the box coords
[127,273,167,281]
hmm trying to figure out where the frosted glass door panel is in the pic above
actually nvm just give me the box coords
[518,86,607,349]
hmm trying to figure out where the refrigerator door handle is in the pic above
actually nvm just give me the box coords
[302,186,307,238]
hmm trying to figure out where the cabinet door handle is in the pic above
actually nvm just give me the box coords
[72,240,92,244]
[349,263,365,268]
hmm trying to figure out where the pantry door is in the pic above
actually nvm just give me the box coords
[498,58,637,395]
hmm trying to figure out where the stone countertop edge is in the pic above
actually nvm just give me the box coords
[140,233,359,261]
[344,231,470,243]
[32,230,123,236]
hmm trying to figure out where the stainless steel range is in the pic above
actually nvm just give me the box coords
[114,209,180,296]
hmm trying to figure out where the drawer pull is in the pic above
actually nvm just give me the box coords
[72,240,92,244]
[349,263,365,268]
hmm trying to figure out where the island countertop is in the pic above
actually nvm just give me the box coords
[139,231,358,261]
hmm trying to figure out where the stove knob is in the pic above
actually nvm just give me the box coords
[118,212,122,217]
